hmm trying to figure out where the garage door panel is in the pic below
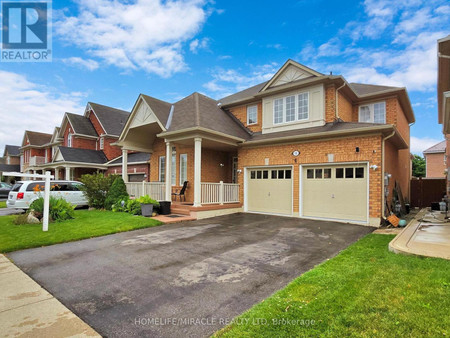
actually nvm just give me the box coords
[247,168,292,215]
[302,165,368,222]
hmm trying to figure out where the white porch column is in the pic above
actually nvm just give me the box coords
[165,141,172,201]
[193,137,202,207]
[122,149,128,183]
[65,167,71,180]
[32,170,37,181]
[54,169,59,180]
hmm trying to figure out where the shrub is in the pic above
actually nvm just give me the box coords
[138,195,160,207]
[14,214,29,225]
[111,197,129,213]
[126,199,142,215]
[105,177,129,210]
[29,196,75,222]
[79,173,117,209]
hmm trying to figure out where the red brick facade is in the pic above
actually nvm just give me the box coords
[425,153,446,178]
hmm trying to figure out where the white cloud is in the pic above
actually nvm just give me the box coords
[0,70,85,152]
[62,57,99,71]
[298,1,448,92]
[55,0,210,77]
[189,38,209,54]
[203,63,278,98]
[410,136,444,154]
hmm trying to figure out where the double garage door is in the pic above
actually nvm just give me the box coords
[247,164,368,223]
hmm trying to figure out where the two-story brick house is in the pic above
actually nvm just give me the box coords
[423,141,446,178]
[0,145,21,183]
[26,102,151,181]
[116,60,414,226]
[20,131,53,174]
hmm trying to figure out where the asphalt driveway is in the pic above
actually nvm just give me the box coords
[8,213,373,337]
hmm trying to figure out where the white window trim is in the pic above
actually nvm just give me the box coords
[273,92,309,125]
[99,136,104,150]
[179,154,187,186]
[171,149,176,186]
[358,101,386,124]
[67,133,72,147]
[159,156,165,182]
[247,105,258,125]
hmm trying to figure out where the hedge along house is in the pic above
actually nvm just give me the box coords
[117,60,414,226]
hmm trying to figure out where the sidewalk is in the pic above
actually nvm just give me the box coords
[0,254,100,337]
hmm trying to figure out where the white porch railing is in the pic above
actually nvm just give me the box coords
[29,156,45,166]
[201,182,240,205]
[125,182,165,201]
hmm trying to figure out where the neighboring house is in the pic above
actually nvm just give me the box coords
[423,141,446,178]
[115,59,414,226]
[22,102,150,181]
[20,131,53,174]
[0,145,21,183]
[437,35,450,194]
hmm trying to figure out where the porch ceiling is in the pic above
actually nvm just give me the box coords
[122,123,160,152]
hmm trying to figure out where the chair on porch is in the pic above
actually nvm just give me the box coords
[172,181,188,202]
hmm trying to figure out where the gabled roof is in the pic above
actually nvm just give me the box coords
[423,140,446,154]
[3,145,20,157]
[87,102,130,136]
[22,131,52,147]
[140,95,172,127]
[168,92,251,140]
[56,146,108,164]
[108,152,150,165]
[66,113,98,137]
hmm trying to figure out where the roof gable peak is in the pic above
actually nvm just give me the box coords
[261,59,323,92]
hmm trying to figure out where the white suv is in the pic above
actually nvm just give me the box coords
[6,181,88,210]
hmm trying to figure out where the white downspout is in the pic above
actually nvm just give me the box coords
[335,83,346,120]
[382,130,396,219]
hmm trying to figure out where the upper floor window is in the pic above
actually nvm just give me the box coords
[273,92,309,124]
[247,105,257,125]
[67,133,73,147]
[99,137,104,150]
[359,102,386,124]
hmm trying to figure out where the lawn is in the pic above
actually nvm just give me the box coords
[0,201,6,208]
[0,209,163,253]
[215,234,450,337]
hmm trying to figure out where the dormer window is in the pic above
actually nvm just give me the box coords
[247,105,258,125]
[359,102,386,124]
[274,92,309,124]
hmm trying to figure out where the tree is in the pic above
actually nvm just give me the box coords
[412,155,426,177]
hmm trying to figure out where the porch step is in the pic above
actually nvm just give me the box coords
[170,206,191,216]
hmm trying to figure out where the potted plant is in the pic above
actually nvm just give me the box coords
[138,195,159,217]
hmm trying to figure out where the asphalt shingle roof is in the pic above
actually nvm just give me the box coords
[349,83,402,96]
[140,95,172,127]
[423,140,446,154]
[168,92,251,140]
[89,102,130,136]
[219,81,268,106]
[66,113,98,137]
[4,145,20,156]
[25,131,52,146]
[0,164,20,172]
[109,152,150,165]
[57,146,108,164]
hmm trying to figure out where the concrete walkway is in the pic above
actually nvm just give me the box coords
[389,209,450,260]
[0,254,100,337]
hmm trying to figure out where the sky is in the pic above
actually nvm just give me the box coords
[0,0,449,155]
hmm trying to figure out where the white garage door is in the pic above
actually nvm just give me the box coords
[301,164,368,223]
[247,167,293,215]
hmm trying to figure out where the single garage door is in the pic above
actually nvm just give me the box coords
[247,167,293,215]
[302,164,368,223]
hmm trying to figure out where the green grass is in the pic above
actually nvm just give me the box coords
[0,209,163,253]
[0,201,6,208]
[215,234,450,337]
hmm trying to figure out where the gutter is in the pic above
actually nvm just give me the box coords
[381,130,396,220]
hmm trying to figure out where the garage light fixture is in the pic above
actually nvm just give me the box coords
[370,165,378,171]
[292,150,300,156]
